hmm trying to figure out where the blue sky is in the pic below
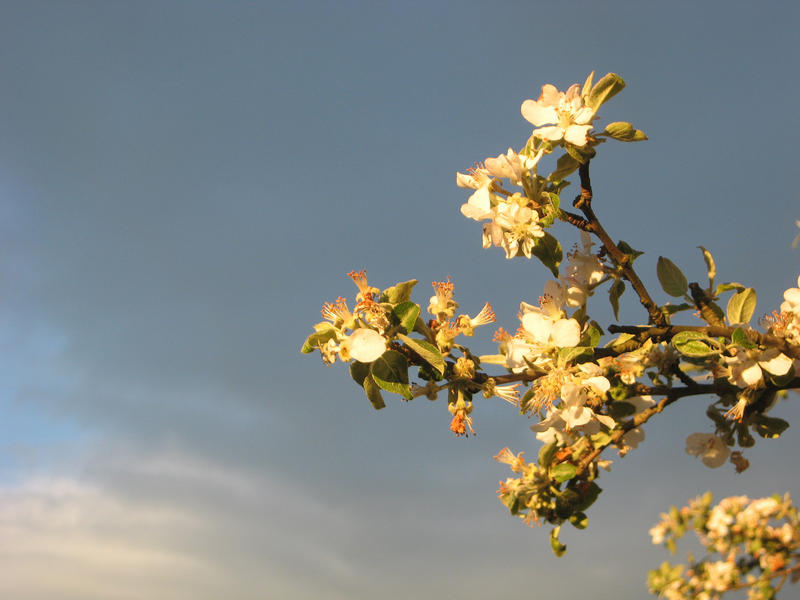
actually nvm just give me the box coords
[1,1,799,597]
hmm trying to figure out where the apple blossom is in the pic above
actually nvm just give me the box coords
[521,83,595,147]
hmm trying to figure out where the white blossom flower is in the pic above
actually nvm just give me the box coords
[344,328,386,363]
[725,347,793,388]
[484,147,543,185]
[686,433,730,468]
[521,308,581,348]
[521,83,595,147]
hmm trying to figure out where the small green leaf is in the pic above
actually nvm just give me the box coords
[581,71,595,98]
[300,323,338,353]
[392,302,420,333]
[713,282,745,296]
[581,321,603,347]
[698,246,716,289]
[609,401,635,419]
[609,279,625,320]
[587,72,626,111]
[736,423,755,448]
[569,512,588,529]
[539,192,561,227]
[350,361,370,387]
[589,431,612,446]
[657,256,688,297]
[726,287,757,325]
[370,350,412,399]
[532,231,562,277]
[363,375,385,410]
[617,240,644,262]
[573,481,601,511]
[550,526,567,557]
[397,333,446,375]
[381,279,418,304]
[538,441,558,467]
[602,121,647,142]
[672,331,718,357]
[753,415,790,439]
[557,346,593,365]
[549,153,580,181]
[731,327,756,349]
[606,332,635,348]
[552,463,577,483]
[662,303,693,315]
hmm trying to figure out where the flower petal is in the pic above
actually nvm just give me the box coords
[347,328,387,363]
[521,100,557,126]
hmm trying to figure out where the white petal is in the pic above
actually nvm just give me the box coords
[347,328,386,363]
[586,376,610,395]
[533,125,563,141]
[539,84,561,106]
[594,414,617,430]
[740,361,764,386]
[456,172,476,189]
[521,100,558,127]
[572,106,595,125]
[759,350,793,376]
[563,405,593,428]
[564,124,592,146]
[551,318,581,347]
[521,311,552,344]
[784,287,800,306]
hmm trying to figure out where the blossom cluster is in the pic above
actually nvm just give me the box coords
[649,493,800,600]
[303,72,800,574]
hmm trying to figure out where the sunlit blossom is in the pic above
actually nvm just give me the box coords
[521,83,595,147]
[685,433,730,468]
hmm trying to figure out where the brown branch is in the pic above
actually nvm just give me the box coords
[607,324,800,359]
[570,161,667,327]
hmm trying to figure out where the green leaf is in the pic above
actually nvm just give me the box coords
[381,279,418,304]
[657,256,688,297]
[609,279,625,320]
[609,401,635,419]
[731,327,756,349]
[532,232,562,277]
[587,321,604,346]
[606,332,635,348]
[726,287,757,325]
[569,512,588,530]
[370,350,412,400]
[698,246,716,288]
[581,71,595,98]
[713,282,745,296]
[300,323,338,353]
[392,302,420,333]
[363,374,385,410]
[552,463,577,483]
[397,333,446,375]
[538,441,558,467]
[573,481,601,511]
[662,303,693,315]
[549,153,580,181]
[587,72,626,111]
[672,331,718,357]
[617,240,644,264]
[558,346,593,365]
[753,415,790,439]
[350,361,370,387]
[736,423,755,447]
[602,121,648,142]
[589,431,612,446]
[539,192,561,227]
[550,526,567,557]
